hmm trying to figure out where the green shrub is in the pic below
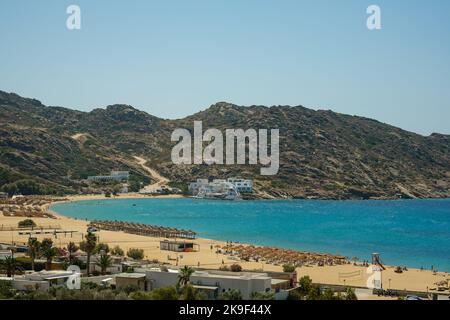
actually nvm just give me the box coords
[126,248,144,260]
[282,264,296,273]
[0,280,14,299]
[218,289,243,300]
[251,291,275,300]
[298,276,312,294]
[111,245,124,256]
[15,257,45,272]
[18,219,37,228]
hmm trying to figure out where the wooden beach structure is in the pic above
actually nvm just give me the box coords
[160,240,199,252]
[88,220,197,239]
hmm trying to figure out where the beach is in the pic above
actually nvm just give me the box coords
[1,194,449,298]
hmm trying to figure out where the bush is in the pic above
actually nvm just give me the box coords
[230,264,242,272]
[282,264,296,273]
[126,248,144,260]
[118,285,140,295]
[95,243,110,254]
[129,291,153,300]
[251,291,275,300]
[219,265,230,271]
[15,257,45,271]
[111,245,124,256]
[182,284,205,300]
[218,289,243,300]
[129,287,181,301]
[287,289,304,301]
[18,219,37,228]
[0,280,14,299]
[345,287,358,300]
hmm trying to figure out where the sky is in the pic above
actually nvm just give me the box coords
[0,0,449,135]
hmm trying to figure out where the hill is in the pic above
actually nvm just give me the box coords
[1,91,449,199]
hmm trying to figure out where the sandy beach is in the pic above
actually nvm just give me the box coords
[1,194,449,298]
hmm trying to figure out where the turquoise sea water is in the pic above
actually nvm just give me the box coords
[51,198,450,271]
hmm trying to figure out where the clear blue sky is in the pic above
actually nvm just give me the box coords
[1,0,449,135]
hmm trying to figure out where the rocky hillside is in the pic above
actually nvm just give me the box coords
[1,90,449,199]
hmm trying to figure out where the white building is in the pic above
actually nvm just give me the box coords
[188,179,209,195]
[188,178,253,196]
[7,271,76,292]
[88,171,130,182]
[136,267,272,300]
[227,178,253,193]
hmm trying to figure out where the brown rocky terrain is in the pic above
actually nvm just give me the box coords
[1,90,449,199]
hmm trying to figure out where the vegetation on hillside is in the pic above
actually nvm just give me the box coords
[1,91,449,199]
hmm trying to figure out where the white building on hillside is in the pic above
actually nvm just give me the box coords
[188,178,253,196]
[227,178,253,193]
[88,171,130,182]
[188,179,209,195]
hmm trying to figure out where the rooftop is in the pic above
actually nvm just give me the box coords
[114,273,146,279]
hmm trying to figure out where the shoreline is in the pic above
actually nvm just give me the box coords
[50,195,450,271]
[1,194,449,296]
[56,193,450,204]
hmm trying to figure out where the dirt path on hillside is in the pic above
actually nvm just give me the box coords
[71,133,90,148]
[134,156,169,193]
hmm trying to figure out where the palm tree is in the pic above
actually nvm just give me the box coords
[1,256,18,277]
[96,253,113,275]
[79,232,97,276]
[27,238,41,271]
[67,242,79,265]
[177,266,194,288]
[41,238,57,270]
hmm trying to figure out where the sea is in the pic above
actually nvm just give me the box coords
[51,198,450,271]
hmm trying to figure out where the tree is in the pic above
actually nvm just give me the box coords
[80,232,97,276]
[67,242,79,265]
[96,254,113,275]
[182,284,204,300]
[18,219,37,228]
[0,256,18,277]
[126,248,144,260]
[27,238,41,271]
[306,284,321,300]
[40,238,57,270]
[1,179,47,196]
[218,289,243,300]
[345,287,358,300]
[177,266,194,288]
[111,245,124,256]
[128,178,142,193]
[298,276,313,294]
[321,288,337,300]
[282,264,296,273]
